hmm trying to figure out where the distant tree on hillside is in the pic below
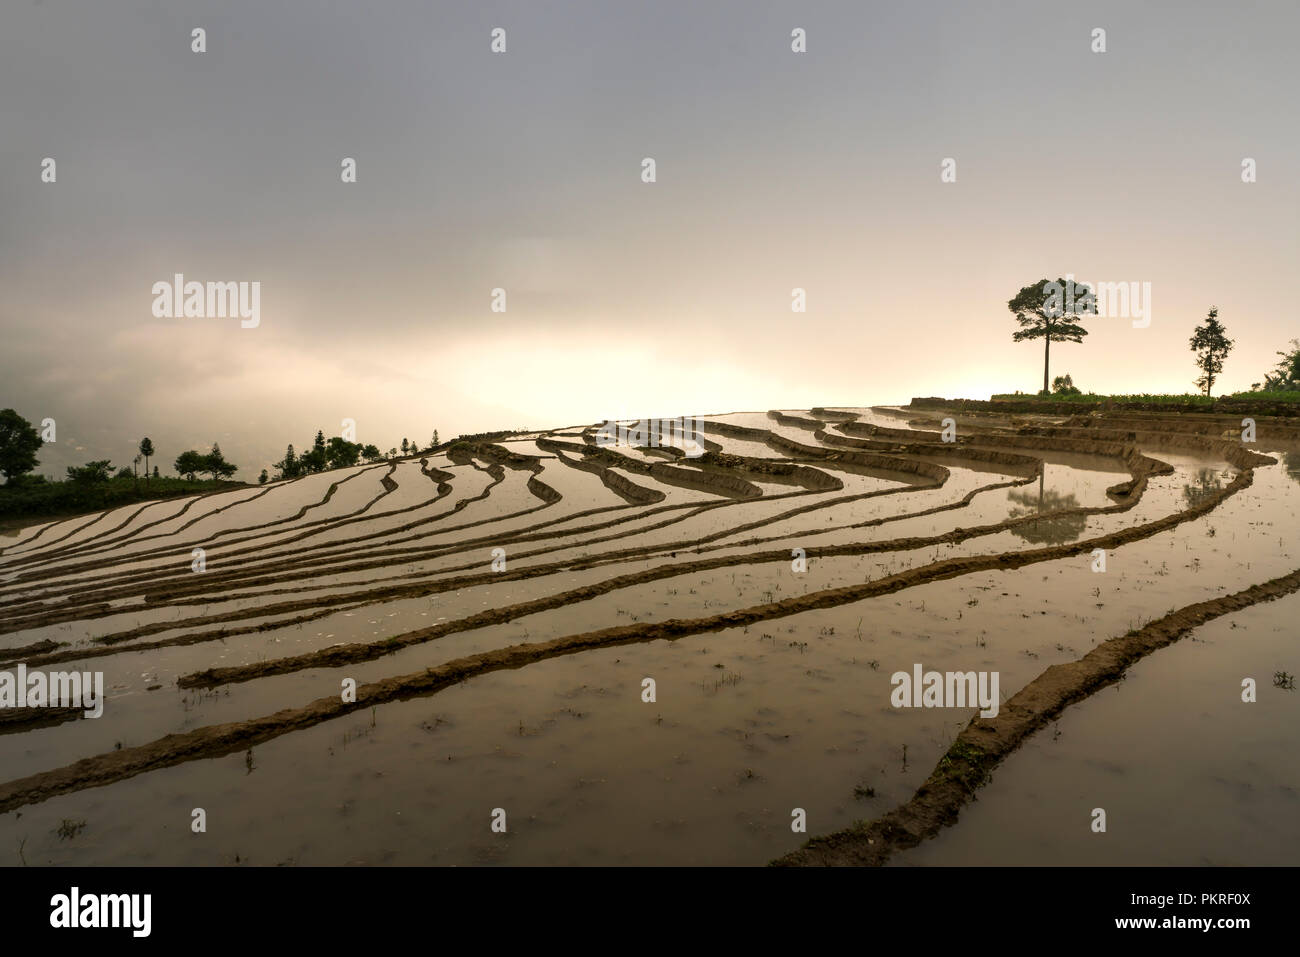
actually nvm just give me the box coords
[175,450,205,481]
[1189,307,1234,397]
[276,444,301,479]
[0,408,43,483]
[1254,339,1300,392]
[202,443,238,480]
[325,436,362,469]
[300,431,328,474]
[1279,341,1300,386]
[1051,374,1081,395]
[139,437,155,484]
[1008,278,1095,396]
[67,460,114,483]
[300,448,326,474]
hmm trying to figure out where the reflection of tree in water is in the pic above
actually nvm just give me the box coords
[1282,451,1300,486]
[1182,467,1224,507]
[1006,474,1087,544]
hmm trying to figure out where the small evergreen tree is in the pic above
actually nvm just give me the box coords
[139,437,155,484]
[300,431,329,473]
[202,443,238,480]
[280,444,301,478]
[1189,307,1234,397]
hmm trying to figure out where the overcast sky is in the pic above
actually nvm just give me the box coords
[2,0,1297,478]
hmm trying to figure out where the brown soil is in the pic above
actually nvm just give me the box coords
[0,707,84,735]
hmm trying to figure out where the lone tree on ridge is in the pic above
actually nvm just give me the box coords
[1008,277,1094,396]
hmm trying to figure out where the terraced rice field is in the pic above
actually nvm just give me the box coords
[1,406,1297,865]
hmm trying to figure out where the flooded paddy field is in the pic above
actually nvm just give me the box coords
[1,406,1296,865]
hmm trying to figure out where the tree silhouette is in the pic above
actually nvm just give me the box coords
[1008,278,1094,396]
[325,436,362,469]
[1257,339,1300,392]
[0,409,43,482]
[67,460,114,483]
[174,450,204,481]
[1189,307,1234,397]
[203,443,238,480]
[139,437,155,485]
[300,431,328,474]
[276,444,300,479]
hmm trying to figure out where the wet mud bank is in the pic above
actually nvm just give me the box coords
[909,395,1300,418]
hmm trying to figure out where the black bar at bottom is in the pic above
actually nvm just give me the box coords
[9,865,1287,943]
